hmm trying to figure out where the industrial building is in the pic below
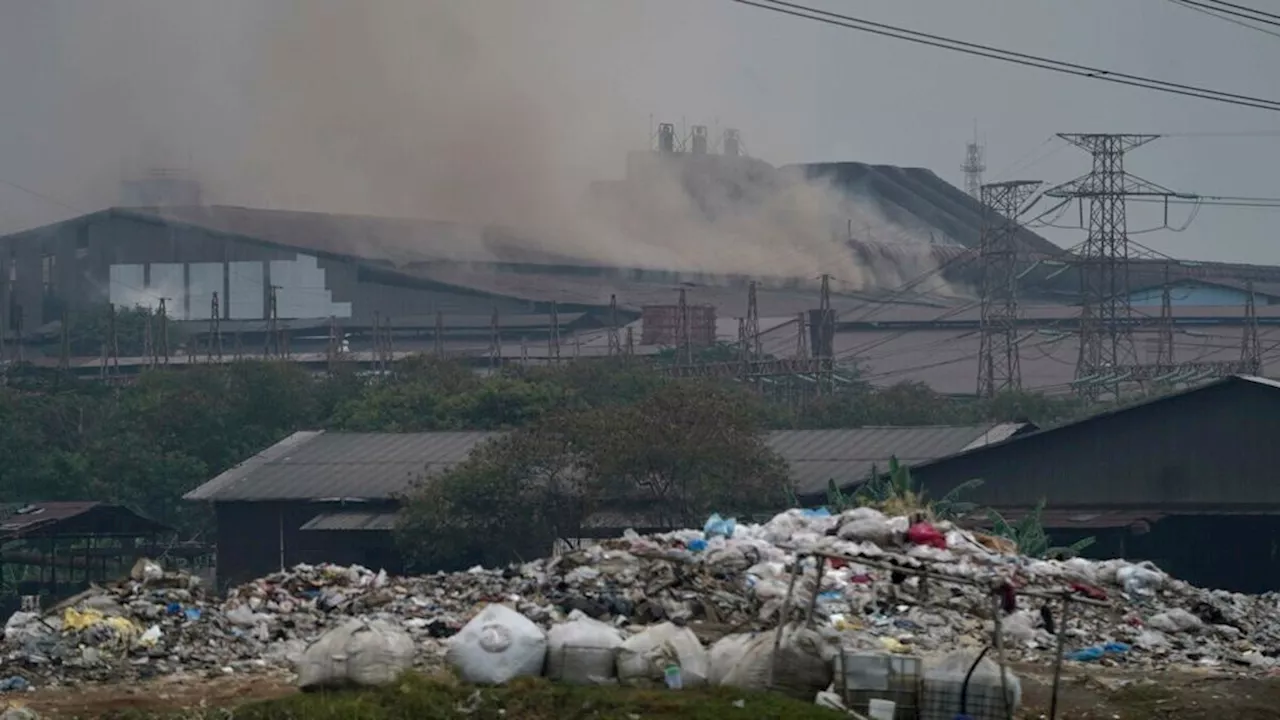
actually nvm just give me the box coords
[911,375,1280,592]
[183,423,1027,587]
[6,149,1280,396]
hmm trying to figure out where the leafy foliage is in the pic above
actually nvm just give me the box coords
[823,456,982,521]
[987,499,1097,559]
[397,380,791,570]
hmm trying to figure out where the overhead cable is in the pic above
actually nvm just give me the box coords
[729,0,1280,112]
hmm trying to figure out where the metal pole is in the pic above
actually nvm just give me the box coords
[1049,594,1074,720]
[990,591,1013,720]
[769,555,805,689]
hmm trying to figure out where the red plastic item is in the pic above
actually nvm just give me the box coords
[1070,582,1108,601]
[849,573,873,584]
[906,522,948,549]
[827,557,849,570]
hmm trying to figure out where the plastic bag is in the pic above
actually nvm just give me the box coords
[703,514,737,539]
[296,618,415,690]
[720,624,834,701]
[1116,562,1165,597]
[545,617,624,684]
[922,651,1021,714]
[708,633,757,686]
[616,622,708,688]
[1148,609,1202,634]
[906,522,947,549]
[446,604,547,685]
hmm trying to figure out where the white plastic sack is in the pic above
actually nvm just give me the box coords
[616,622,708,688]
[545,617,624,684]
[447,604,548,685]
[836,508,895,546]
[296,618,415,690]
[1116,562,1166,597]
[720,624,834,701]
[1148,609,1202,634]
[708,633,757,686]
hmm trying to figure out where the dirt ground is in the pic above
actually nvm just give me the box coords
[12,665,1280,719]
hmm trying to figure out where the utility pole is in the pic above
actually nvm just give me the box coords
[265,286,280,359]
[549,302,561,364]
[209,292,222,363]
[372,312,383,373]
[625,327,634,357]
[59,310,70,371]
[1155,264,1175,370]
[380,316,390,369]
[746,281,761,360]
[816,274,835,395]
[144,307,155,368]
[327,315,340,375]
[1243,280,1262,374]
[607,294,621,357]
[489,307,501,370]
[1045,134,1175,400]
[434,311,444,359]
[962,130,987,199]
[976,180,1041,398]
[158,298,170,365]
[677,289,691,366]
[13,305,22,364]
[108,306,119,377]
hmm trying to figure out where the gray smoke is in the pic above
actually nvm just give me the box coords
[0,0,950,290]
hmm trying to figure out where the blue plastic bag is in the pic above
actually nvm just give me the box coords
[687,538,708,552]
[703,513,737,539]
[801,507,832,518]
[1066,647,1104,662]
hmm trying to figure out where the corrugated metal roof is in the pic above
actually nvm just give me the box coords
[300,511,398,532]
[769,424,1031,495]
[186,425,1028,502]
[0,502,170,540]
[184,431,499,501]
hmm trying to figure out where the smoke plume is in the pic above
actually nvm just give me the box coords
[0,1,949,290]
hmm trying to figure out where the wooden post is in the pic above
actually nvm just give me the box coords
[1049,593,1074,720]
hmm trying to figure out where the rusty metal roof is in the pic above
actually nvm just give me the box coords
[186,425,1030,502]
[772,424,1032,496]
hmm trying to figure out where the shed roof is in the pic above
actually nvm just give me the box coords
[0,502,170,541]
[185,424,1031,502]
[913,375,1280,475]
[772,424,1032,495]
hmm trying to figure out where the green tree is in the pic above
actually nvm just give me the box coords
[588,380,791,529]
[397,421,596,571]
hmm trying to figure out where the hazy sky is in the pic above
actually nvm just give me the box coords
[1,0,1278,264]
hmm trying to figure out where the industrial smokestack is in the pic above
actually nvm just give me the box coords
[723,128,740,157]
[691,125,708,155]
[657,123,676,154]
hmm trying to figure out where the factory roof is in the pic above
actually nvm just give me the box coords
[0,502,171,541]
[184,424,1032,502]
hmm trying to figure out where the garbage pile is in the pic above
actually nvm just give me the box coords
[5,507,1280,690]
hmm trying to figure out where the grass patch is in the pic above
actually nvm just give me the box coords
[100,675,847,720]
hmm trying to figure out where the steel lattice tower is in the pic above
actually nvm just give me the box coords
[977,180,1041,397]
[1044,134,1175,399]
[962,136,986,199]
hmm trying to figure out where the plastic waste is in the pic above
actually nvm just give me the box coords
[906,522,947,549]
[1148,609,1203,634]
[721,624,834,701]
[1116,561,1165,598]
[920,651,1022,719]
[544,616,624,684]
[617,622,709,688]
[0,676,29,693]
[0,706,39,720]
[1066,647,1104,662]
[296,618,415,690]
[801,508,832,518]
[447,604,547,685]
[703,514,737,539]
[686,539,707,553]
[708,633,757,686]
[137,625,162,648]
[663,665,683,689]
[129,558,163,583]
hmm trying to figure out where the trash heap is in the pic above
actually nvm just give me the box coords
[5,507,1280,689]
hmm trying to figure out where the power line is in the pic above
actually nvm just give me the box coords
[729,0,1280,112]
[1168,0,1280,39]
[1192,0,1280,25]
